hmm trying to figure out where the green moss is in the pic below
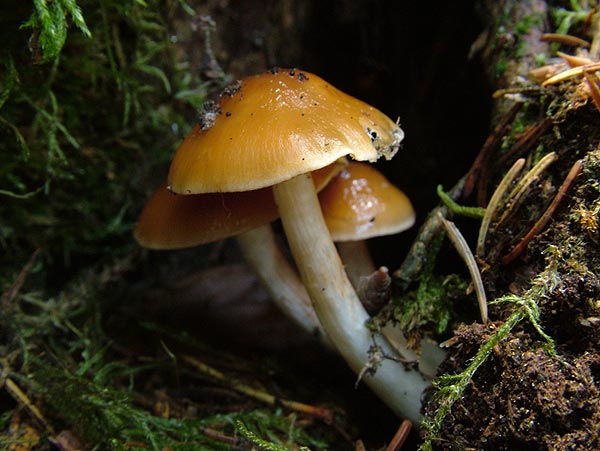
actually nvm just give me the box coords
[392,234,463,336]
[515,13,543,37]
[551,0,591,36]
[1,0,334,444]
[419,265,558,451]
[32,361,325,450]
[1,260,334,450]
[535,52,547,67]
[0,2,320,448]
[235,416,319,451]
[491,5,545,79]
[437,185,485,219]
[20,0,91,63]
[0,0,210,289]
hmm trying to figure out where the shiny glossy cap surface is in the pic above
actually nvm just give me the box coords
[135,161,346,249]
[168,69,403,194]
[319,162,415,241]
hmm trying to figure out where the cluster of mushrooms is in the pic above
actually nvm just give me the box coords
[135,68,434,423]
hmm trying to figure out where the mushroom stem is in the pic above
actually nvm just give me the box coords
[338,241,445,377]
[273,173,429,423]
[338,241,420,363]
[235,225,327,341]
[337,240,376,289]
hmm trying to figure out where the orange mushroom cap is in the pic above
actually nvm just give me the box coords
[134,184,276,250]
[318,162,415,241]
[135,161,346,249]
[167,69,403,194]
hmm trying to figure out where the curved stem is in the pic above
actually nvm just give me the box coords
[273,173,428,423]
[236,226,327,341]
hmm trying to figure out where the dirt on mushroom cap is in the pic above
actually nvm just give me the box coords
[167,69,403,194]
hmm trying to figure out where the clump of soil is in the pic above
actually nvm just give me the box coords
[423,100,600,449]
[428,324,600,450]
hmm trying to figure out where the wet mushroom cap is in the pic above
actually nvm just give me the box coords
[318,162,415,241]
[167,69,403,194]
[134,183,276,249]
[134,161,346,250]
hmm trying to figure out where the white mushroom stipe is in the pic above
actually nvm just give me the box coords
[235,225,328,341]
[273,173,428,423]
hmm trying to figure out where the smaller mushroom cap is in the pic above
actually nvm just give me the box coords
[135,161,346,250]
[318,162,415,241]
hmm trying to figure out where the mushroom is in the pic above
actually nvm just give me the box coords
[135,162,344,341]
[318,161,415,292]
[317,162,419,359]
[167,69,428,422]
[318,162,446,377]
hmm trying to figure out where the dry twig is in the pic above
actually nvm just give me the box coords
[182,355,335,423]
[502,159,583,264]
[438,212,488,323]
